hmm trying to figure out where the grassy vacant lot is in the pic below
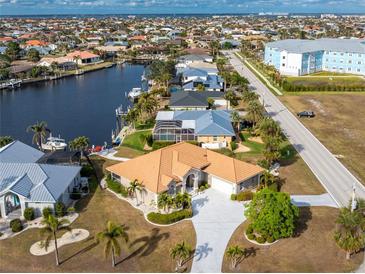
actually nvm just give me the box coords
[285,75,365,89]
[280,93,365,185]
[222,207,363,273]
[0,183,196,272]
[121,130,151,151]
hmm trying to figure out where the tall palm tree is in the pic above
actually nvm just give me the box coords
[170,241,192,270]
[97,221,129,267]
[259,117,282,140]
[69,136,90,164]
[175,192,192,209]
[334,208,365,260]
[245,100,264,127]
[231,111,241,133]
[127,179,142,204]
[40,215,71,266]
[226,245,245,269]
[0,136,13,148]
[158,192,171,213]
[27,121,50,150]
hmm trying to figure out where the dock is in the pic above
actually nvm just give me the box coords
[0,79,22,90]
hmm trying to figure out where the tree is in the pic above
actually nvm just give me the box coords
[69,136,90,163]
[245,188,299,240]
[263,136,282,166]
[242,90,259,103]
[259,117,282,140]
[231,111,241,133]
[0,68,10,80]
[334,208,365,260]
[26,121,50,150]
[245,100,264,126]
[157,192,173,213]
[170,241,192,270]
[175,192,192,209]
[224,90,240,107]
[5,41,20,60]
[0,54,11,69]
[127,179,142,204]
[97,221,129,267]
[0,136,13,147]
[260,170,276,188]
[40,215,71,266]
[26,48,40,62]
[226,245,245,269]
[196,83,205,92]
[207,97,215,109]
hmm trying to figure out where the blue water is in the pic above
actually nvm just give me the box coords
[0,63,145,146]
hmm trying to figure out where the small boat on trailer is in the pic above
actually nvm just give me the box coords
[41,134,68,151]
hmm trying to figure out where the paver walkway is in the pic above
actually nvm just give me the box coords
[191,188,246,273]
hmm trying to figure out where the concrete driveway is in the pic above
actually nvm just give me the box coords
[191,188,246,273]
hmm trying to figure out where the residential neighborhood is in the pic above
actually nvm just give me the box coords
[1,4,365,274]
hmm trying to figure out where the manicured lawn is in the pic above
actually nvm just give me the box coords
[121,130,151,151]
[0,184,196,272]
[114,146,146,159]
[222,207,363,273]
[280,93,365,186]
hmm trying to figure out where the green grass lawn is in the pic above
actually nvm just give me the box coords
[114,146,146,158]
[121,130,151,151]
[286,76,365,87]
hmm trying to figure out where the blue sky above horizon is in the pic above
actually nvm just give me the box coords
[1,0,364,15]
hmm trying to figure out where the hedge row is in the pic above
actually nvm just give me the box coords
[106,177,128,197]
[231,190,253,201]
[147,209,192,225]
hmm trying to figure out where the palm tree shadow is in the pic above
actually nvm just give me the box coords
[116,228,169,266]
[60,236,99,264]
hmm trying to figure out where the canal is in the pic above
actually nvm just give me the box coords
[0,63,144,146]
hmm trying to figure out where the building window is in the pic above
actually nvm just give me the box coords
[282,63,285,67]
[358,61,362,65]
[213,136,218,141]
[349,60,352,64]
[282,56,286,59]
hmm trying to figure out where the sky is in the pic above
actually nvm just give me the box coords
[0,0,365,15]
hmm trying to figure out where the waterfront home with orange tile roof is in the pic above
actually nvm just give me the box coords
[25,39,48,47]
[106,142,263,206]
[65,50,101,65]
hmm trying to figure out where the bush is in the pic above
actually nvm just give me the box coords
[23,207,35,221]
[230,141,238,151]
[67,207,75,214]
[257,159,270,169]
[230,194,237,200]
[152,141,174,150]
[198,182,210,192]
[147,209,192,225]
[80,165,94,177]
[266,236,274,243]
[247,233,255,240]
[146,133,153,147]
[256,236,266,244]
[246,225,254,234]
[42,207,53,219]
[55,202,65,217]
[10,218,23,232]
[236,190,253,201]
[268,182,279,192]
[239,132,245,142]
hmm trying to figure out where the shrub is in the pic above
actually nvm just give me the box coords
[23,207,35,221]
[247,233,255,240]
[230,141,238,151]
[80,165,94,177]
[10,218,23,232]
[106,177,128,197]
[152,141,174,150]
[246,225,254,234]
[147,209,192,225]
[67,207,75,214]
[42,207,53,219]
[268,182,278,192]
[256,236,266,244]
[236,190,253,201]
[267,236,274,243]
[230,194,237,200]
[239,132,245,142]
[146,133,153,147]
[55,202,65,217]
[198,182,210,192]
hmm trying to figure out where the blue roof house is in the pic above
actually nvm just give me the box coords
[0,141,84,219]
[153,110,235,149]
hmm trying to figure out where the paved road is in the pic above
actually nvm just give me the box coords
[225,50,365,207]
[191,188,246,273]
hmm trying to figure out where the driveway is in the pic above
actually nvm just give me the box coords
[224,50,365,207]
[191,188,246,273]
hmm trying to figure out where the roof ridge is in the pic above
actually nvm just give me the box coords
[156,149,163,193]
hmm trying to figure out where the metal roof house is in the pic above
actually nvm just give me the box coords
[153,110,235,149]
[169,91,228,110]
[0,141,84,219]
[264,38,365,76]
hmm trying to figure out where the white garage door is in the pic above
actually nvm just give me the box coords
[211,176,234,196]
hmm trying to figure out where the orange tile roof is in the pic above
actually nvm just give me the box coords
[26,40,48,46]
[66,50,99,60]
[107,142,264,194]
[0,37,14,42]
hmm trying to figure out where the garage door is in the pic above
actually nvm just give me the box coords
[211,176,234,196]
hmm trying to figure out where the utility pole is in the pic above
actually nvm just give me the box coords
[351,183,357,212]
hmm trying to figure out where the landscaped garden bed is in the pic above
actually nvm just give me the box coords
[147,209,193,225]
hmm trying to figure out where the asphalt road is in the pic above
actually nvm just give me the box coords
[225,50,365,207]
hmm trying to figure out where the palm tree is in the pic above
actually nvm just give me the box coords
[263,136,282,166]
[261,170,276,188]
[158,192,172,213]
[27,121,50,150]
[259,117,282,140]
[127,179,142,204]
[170,241,192,270]
[245,100,264,127]
[40,214,71,266]
[0,136,13,148]
[97,221,129,267]
[175,192,192,209]
[334,208,365,260]
[242,90,259,103]
[231,111,241,133]
[226,245,245,269]
[69,136,90,164]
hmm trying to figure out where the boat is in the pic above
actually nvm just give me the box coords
[127,87,143,99]
[41,134,68,151]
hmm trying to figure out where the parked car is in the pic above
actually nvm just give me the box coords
[297,111,315,118]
